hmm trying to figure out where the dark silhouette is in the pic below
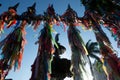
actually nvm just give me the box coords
[51,34,72,80]
[0,59,9,80]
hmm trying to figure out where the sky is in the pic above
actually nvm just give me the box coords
[0,0,120,80]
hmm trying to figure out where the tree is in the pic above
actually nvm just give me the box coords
[86,40,102,80]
